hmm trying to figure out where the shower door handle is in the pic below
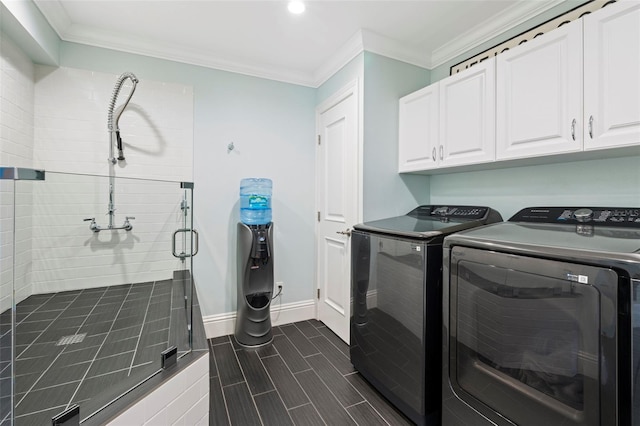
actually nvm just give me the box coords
[172,228,199,259]
[192,229,199,256]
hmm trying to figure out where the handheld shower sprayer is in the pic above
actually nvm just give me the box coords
[87,71,140,233]
[107,72,139,164]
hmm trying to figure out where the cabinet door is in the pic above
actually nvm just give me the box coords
[439,58,496,167]
[496,20,583,160]
[398,84,439,172]
[584,1,640,151]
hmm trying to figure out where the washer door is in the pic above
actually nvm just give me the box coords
[449,246,619,426]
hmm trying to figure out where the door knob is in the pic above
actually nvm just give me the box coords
[336,229,352,237]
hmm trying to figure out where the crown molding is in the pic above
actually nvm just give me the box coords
[33,0,318,86]
[312,29,365,87]
[312,28,432,87]
[1,0,60,65]
[430,0,565,68]
[33,0,70,38]
[64,23,317,87]
[33,0,566,88]
[362,29,430,68]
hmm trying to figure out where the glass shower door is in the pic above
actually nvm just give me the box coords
[172,182,197,352]
[3,169,196,425]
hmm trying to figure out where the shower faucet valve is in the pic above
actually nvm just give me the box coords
[123,216,135,231]
[83,218,100,233]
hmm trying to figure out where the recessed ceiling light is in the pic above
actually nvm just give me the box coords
[288,1,305,14]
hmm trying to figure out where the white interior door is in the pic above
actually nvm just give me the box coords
[316,81,359,344]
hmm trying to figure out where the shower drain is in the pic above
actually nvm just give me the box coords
[56,333,87,346]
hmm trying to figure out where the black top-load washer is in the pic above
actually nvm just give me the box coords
[350,205,502,426]
[442,207,640,426]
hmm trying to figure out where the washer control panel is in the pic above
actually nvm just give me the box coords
[510,207,640,227]
[408,205,489,220]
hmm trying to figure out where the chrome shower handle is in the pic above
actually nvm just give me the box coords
[172,228,199,259]
[83,218,100,232]
[192,229,199,256]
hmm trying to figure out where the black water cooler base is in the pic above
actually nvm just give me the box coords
[235,222,274,348]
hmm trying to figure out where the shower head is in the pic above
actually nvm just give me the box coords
[108,72,138,132]
[119,72,139,85]
[108,72,139,163]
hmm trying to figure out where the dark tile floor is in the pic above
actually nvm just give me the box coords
[208,320,414,426]
[4,277,191,425]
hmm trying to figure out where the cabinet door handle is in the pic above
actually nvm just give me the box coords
[571,118,576,141]
[589,115,594,139]
[432,147,436,162]
[439,145,444,160]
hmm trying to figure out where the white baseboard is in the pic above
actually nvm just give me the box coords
[202,299,316,339]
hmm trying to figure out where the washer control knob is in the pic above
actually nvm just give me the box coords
[433,206,449,216]
[573,208,593,223]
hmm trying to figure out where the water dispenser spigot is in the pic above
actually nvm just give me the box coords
[250,227,271,264]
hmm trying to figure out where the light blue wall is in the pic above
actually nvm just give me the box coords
[316,53,363,107]
[430,156,640,220]
[59,42,317,317]
[316,52,432,222]
[362,52,431,221]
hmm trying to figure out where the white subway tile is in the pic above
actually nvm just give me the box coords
[144,407,169,426]
[183,394,209,426]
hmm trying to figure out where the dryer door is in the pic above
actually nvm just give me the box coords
[449,246,619,426]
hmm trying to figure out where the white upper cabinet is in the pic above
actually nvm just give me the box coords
[583,1,640,151]
[496,19,583,160]
[398,84,439,172]
[398,2,639,174]
[398,58,495,172]
[439,57,496,167]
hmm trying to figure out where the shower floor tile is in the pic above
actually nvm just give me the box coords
[11,277,190,425]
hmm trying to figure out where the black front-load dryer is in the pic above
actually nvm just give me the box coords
[350,205,502,426]
[442,207,640,426]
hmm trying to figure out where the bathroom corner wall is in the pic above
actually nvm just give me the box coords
[1,33,35,310]
[362,52,431,222]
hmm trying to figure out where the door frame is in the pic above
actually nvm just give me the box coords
[314,78,363,331]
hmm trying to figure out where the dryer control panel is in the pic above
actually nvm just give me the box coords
[510,207,640,227]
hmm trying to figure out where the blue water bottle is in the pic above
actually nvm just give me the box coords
[240,178,272,225]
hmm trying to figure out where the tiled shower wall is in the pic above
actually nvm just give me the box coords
[0,37,34,167]
[30,173,189,294]
[30,66,194,294]
[1,48,195,303]
[0,35,35,310]
[33,65,193,181]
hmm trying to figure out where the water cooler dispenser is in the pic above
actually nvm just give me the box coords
[235,178,274,347]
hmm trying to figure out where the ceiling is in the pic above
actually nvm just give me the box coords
[34,0,564,87]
